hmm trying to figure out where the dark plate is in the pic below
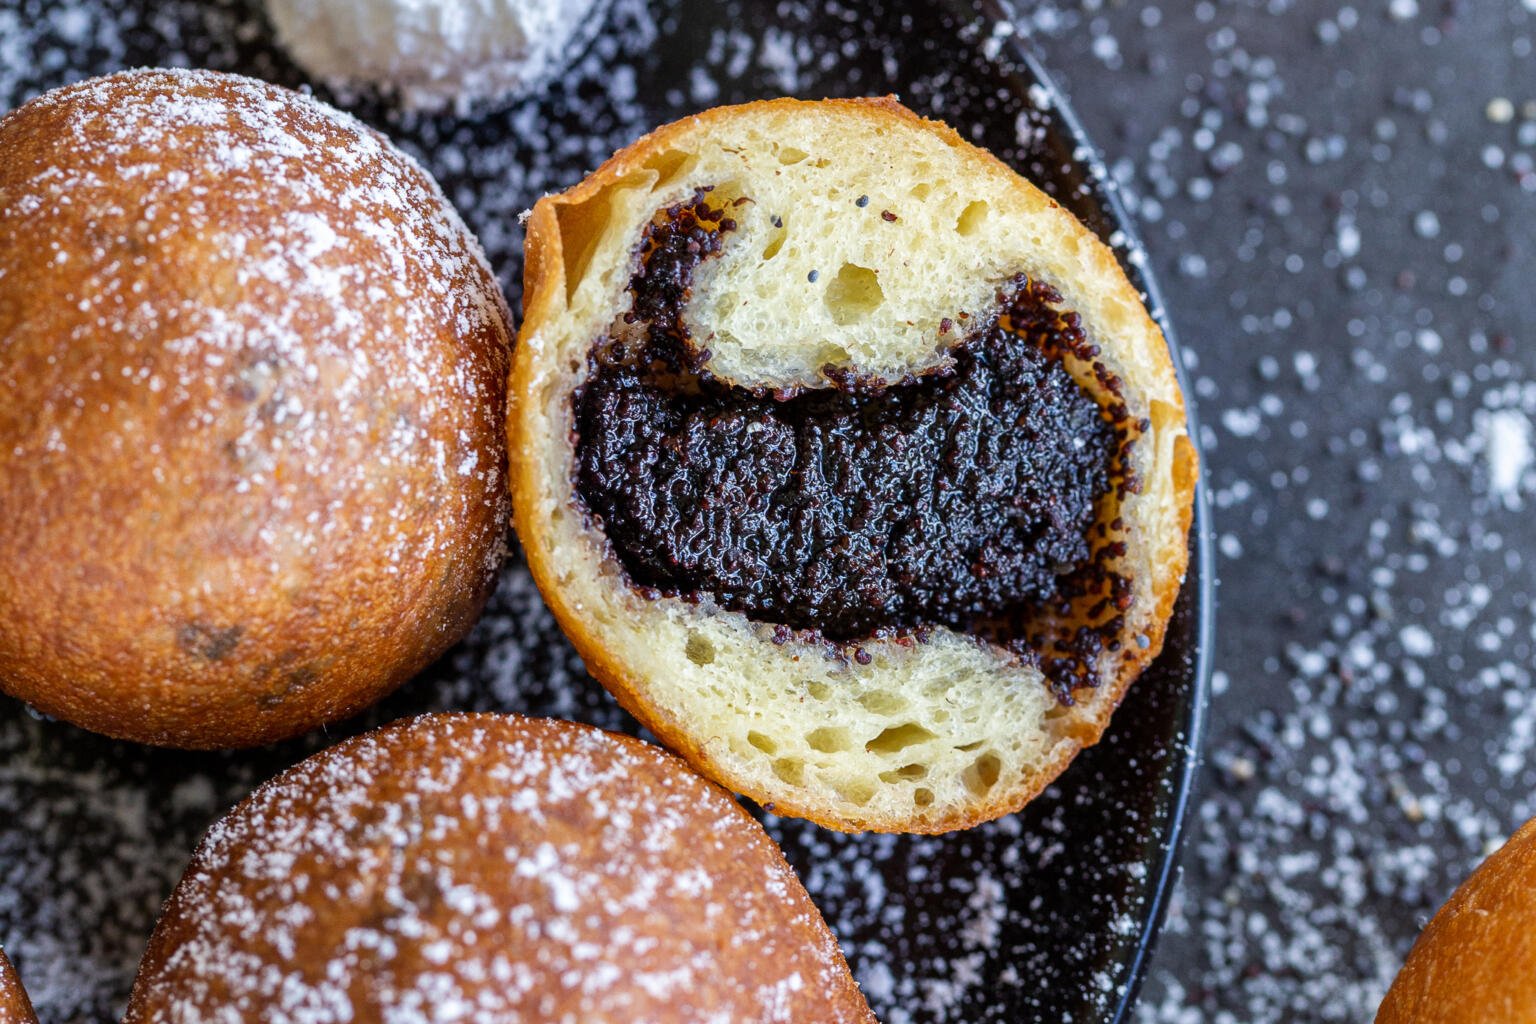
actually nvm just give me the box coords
[0,1,1211,1021]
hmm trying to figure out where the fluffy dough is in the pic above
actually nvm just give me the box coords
[510,98,1197,832]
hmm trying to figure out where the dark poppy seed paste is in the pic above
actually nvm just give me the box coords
[573,191,1124,654]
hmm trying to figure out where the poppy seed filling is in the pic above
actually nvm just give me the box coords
[574,190,1125,658]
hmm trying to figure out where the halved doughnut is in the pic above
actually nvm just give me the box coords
[510,97,1197,833]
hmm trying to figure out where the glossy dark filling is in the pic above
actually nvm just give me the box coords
[574,191,1137,696]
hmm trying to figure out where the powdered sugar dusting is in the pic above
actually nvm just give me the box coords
[127,715,866,1024]
[263,0,606,114]
[0,63,515,746]
[4,65,512,575]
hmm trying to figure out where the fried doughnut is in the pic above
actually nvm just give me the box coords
[125,713,874,1024]
[0,949,37,1024]
[509,97,1197,832]
[264,0,606,112]
[0,69,512,748]
[1377,816,1536,1023]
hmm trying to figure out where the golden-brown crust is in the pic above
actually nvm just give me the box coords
[0,69,512,749]
[1066,429,1199,748]
[126,713,875,1024]
[0,949,38,1024]
[1377,817,1536,1023]
[510,96,1196,832]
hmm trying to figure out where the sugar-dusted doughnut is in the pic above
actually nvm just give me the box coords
[0,69,512,748]
[1378,817,1536,1023]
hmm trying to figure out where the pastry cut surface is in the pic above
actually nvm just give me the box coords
[574,206,1120,647]
[510,97,1197,832]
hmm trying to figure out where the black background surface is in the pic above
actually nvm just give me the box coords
[1,1,1534,1022]
[1030,2,1536,1020]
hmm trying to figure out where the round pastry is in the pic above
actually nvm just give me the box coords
[0,69,512,749]
[125,713,874,1024]
[510,97,1197,833]
[0,948,38,1024]
[1377,817,1536,1022]
[264,0,605,113]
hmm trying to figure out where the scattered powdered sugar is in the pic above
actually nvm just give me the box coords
[997,3,1536,1022]
[1481,407,1532,504]
[127,715,865,1023]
